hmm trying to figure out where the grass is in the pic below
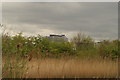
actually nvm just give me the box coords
[2,53,118,78]
[2,55,28,78]
[3,57,117,78]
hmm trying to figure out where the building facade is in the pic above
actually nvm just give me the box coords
[46,34,68,42]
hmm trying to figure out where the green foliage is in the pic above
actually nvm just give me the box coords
[98,40,119,59]
[49,41,76,55]
[2,33,76,58]
[2,32,119,59]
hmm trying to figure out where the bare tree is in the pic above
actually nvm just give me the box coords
[0,24,6,35]
[71,32,94,50]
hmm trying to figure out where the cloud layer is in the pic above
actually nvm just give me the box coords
[2,2,118,41]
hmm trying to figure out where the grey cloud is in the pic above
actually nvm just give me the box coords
[2,2,118,40]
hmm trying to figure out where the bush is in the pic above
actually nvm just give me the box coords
[98,40,118,59]
[2,33,77,58]
[2,32,119,59]
[49,41,76,55]
[71,32,95,51]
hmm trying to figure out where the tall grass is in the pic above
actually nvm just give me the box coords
[20,58,118,78]
[2,55,28,78]
[2,56,118,78]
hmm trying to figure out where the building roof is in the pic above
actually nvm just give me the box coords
[50,34,65,37]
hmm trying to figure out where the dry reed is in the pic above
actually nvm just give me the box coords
[25,58,118,78]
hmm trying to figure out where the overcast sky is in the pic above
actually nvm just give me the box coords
[2,2,118,41]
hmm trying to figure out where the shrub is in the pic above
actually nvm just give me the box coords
[71,32,95,51]
[98,40,118,59]
[49,41,76,55]
[2,32,119,59]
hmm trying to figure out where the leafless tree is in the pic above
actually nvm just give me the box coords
[0,24,6,35]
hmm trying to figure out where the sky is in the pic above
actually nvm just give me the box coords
[1,2,118,41]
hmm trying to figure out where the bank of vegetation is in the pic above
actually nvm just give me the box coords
[2,32,119,78]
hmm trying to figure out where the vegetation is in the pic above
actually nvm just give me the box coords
[2,32,119,78]
[2,32,119,58]
[2,55,28,78]
[23,58,118,78]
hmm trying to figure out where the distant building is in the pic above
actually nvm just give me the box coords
[46,34,68,42]
[94,41,102,47]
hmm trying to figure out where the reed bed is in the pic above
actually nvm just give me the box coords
[24,58,118,78]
